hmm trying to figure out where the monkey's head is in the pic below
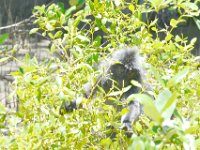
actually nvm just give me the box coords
[99,47,143,92]
[111,47,141,71]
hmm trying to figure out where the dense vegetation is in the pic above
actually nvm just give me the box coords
[1,0,200,149]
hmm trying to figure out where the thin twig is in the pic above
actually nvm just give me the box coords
[0,0,56,31]
[0,15,35,31]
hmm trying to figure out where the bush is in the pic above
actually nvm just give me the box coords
[1,0,200,149]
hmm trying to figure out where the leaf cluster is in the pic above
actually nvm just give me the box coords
[1,0,200,149]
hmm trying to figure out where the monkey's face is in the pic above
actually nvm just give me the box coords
[108,63,142,89]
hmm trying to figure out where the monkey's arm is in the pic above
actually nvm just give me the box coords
[59,82,93,114]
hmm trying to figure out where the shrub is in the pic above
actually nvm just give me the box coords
[1,0,200,149]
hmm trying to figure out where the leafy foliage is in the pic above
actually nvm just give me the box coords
[1,0,200,149]
[0,33,9,45]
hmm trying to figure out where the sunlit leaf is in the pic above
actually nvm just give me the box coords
[100,138,112,146]
[0,33,9,45]
[77,35,90,42]
[107,90,122,97]
[155,88,178,120]
[56,76,63,87]
[193,17,200,30]
[65,6,76,17]
[29,28,39,34]
[131,80,142,88]
[155,89,172,112]
[165,33,173,42]
[0,102,6,114]
[183,2,198,11]
[170,19,178,28]
[0,57,9,63]
[54,31,63,39]
[128,94,162,123]
[46,22,54,31]
[114,0,121,6]
[73,16,82,27]
[167,67,189,87]
[128,4,135,12]
[93,36,102,47]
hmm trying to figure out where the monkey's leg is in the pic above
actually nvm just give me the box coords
[121,101,141,131]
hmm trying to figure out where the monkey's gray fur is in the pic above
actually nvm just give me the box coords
[60,47,145,136]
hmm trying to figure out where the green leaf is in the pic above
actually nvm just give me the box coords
[114,0,121,6]
[33,5,45,14]
[151,27,157,32]
[95,18,102,28]
[46,22,54,31]
[79,0,85,4]
[161,92,177,119]
[190,37,197,45]
[119,108,129,116]
[193,17,200,30]
[87,53,99,64]
[135,122,143,132]
[73,16,82,27]
[128,94,163,123]
[42,31,46,37]
[183,2,198,11]
[59,91,65,100]
[0,114,6,124]
[41,106,49,115]
[50,43,56,52]
[128,4,135,12]
[54,31,63,39]
[60,14,66,25]
[89,1,94,11]
[170,19,178,28]
[36,88,41,102]
[65,6,76,17]
[100,138,112,146]
[110,21,116,34]
[150,66,165,87]
[155,89,177,120]
[155,89,172,112]
[0,102,6,114]
[57,2,65,13]
[195,138,200,148]
[167,67,189,87]
[165,33,173,42]
[185,125,199,134]
[128,139,145,150]
[0,57,9,63]
[131,80,142,88]
[24,73,32,83]
[170,18,186,28]
[29,28,39,34]
[0,33,9,45]
[93,36,102,47]
[69,0,77,6]
[19,67,24,74]
[107,90,122,97]
[48,33,54,39]
[77,35,90,42]
[56,76,63,87]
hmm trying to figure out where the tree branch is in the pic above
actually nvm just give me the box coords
[0,15,35,31]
